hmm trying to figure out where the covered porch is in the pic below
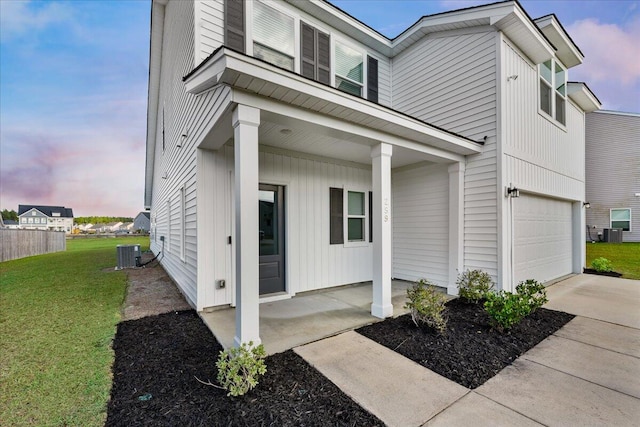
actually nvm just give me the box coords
[187,47,481,347]
[201,280,443,355]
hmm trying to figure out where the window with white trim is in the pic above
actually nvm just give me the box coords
[539,59,566,125]
[334,41,363,96]
[252,1,295,71]
[611,208,631,231]
[347,191,366,241]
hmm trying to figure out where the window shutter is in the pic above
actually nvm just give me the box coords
[369,191,373,243]
[330,188,344,244]
[301,22,315,80]
[367,56,379,103]
[317,31,330,84]
[225,0,245,53]
[300,22,330,85]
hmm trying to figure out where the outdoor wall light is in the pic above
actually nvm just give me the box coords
[507,75,518,81]
[177,132,187,148]
[507,186,520,198]
[583,202,591,208]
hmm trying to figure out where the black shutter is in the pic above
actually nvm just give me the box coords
[301,22,316,80]
[330,188,344,244]
[225,0,245,53]
[369,191,373,243]
[300,22,330,85]
[367,56,378,103]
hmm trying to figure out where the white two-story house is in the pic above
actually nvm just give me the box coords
[18,205,74,233]
[145,0,600,346]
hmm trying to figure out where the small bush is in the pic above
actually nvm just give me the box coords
[456,269,494,303]
[405,279,448,333]
[515,279,548,313]
[591,257,613,273]
[484,279,548,331]
[216,341,267,397]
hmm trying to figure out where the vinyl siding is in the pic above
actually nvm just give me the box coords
[149,1,231,308]
[502,38,585,201]
[392,163,449,288]
[392,28,499,278]
[195,0,225,65]
[585,111,640,242]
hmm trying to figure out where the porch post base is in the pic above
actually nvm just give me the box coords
[371,303,393,319]
[234,335,262,348]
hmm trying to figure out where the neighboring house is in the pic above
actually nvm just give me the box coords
[75,223,94,232]
[133,211,151,232]
[585,110,640,242]
[18,205,74,233]
[145,0,600,345]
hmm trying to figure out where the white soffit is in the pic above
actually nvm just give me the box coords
[567,82,601,113]
[535,15,583,68]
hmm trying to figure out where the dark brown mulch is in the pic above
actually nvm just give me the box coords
[106,310,383,427]
[583,268,623,277]
[357,299,574,389]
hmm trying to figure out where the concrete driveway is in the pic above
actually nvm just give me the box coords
[297,274,640,426]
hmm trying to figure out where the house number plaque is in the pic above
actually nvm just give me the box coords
[384,198,389,222]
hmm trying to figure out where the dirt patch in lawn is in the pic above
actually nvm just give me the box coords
[106,310,383,426]
[357,298,574,389]
[122,253,191,320]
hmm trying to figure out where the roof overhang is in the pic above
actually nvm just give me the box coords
[184,47,482,158]
[291,1,557,65]
[534,15,583,68]
[144,0,166,209]
[567,82,601,113]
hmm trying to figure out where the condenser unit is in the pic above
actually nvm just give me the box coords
[116,244,141,269]
[603,228,623,243]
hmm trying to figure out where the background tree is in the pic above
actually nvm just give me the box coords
[1,209,18,221]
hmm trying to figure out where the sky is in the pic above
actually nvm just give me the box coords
[1,0,638,217]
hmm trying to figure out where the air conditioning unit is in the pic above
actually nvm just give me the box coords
[603,228,623,243]
[116,244,141,269]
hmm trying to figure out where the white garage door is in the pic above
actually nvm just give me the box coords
[513,195,573,284]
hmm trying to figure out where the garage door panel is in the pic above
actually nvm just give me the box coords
[514,195,572,284]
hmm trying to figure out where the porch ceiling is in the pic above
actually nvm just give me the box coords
[259,111,448,168]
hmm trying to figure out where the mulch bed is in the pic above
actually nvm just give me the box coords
[583,268,623,277]
[357,299,575,389]
[106,310,383,426]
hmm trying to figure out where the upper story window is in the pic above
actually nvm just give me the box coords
[335,41,363,96]
[539,59,566,125]
[253,1,295,71]
[611,208,631,231]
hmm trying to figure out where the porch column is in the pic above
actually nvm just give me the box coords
[233,104,261,347]
[371,143,393,318]
[448,162,465,295]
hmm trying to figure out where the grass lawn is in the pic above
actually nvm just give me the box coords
[586,242,640,280]
[0,236,149,426]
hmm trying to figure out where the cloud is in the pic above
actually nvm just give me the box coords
[0,0,73,42]
[568,17,640,85]
[568,17,640,111]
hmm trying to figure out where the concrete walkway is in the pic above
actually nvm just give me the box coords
[295,275,640,426]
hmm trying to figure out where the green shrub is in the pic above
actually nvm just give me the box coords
[216,342,267,397]
[484,279,548,331]
[405,279,448,333]
[515,279,548,312]
[591,257,613,273]
[456,269,494,303]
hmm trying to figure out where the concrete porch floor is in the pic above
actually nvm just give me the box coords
[200,280,420,354]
